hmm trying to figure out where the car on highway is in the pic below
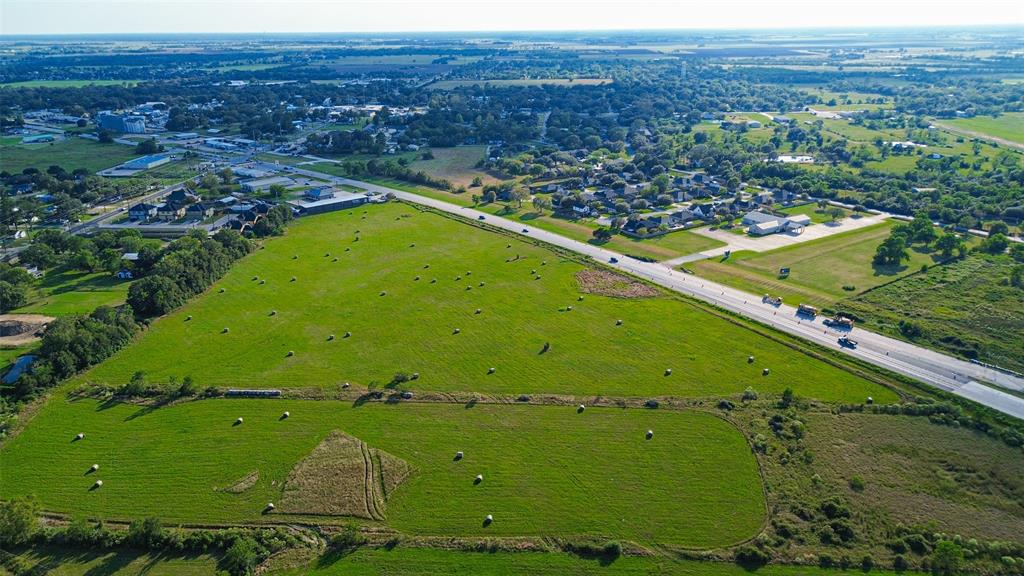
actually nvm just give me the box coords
[609,257,619,263]
[522,228,529,233]
[478,215,485,220]
[838,336,858,349]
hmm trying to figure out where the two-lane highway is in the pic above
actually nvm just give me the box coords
[290,166,1024,420]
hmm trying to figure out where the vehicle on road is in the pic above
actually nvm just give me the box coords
[797,303,819,317]
[522,228,529,233]
[762,294,783,306]
[609,257,619,263]
[478,215,485,220]
[838,336,858,349]
[824,315,855,329]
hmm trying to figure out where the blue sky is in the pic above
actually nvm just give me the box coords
[2,0,1022,35]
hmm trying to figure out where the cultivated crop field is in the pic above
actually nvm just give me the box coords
[1,398,765,547]
[78,202,892,402]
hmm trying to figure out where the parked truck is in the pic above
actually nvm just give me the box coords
[797,303,818,317]
[838,335,858,349]
[762,294,783,306]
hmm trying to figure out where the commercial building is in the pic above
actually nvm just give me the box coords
[240,176,297,193]
[97,111,146,134]
[123,154,171,171]
[287,188,374,215]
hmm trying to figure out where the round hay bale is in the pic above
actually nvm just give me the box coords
[222,327,230,334]
[414,276,420,281]
[475,474,483,483]
[259,280,266,285]
[466,271,472,276]
[456,276,462,281]
[411,372,420,380]
[270,310,277,316]
[380,291,387,296]
[578,296,584,301]
[866,396,874,404]
[535,275,541,280]
[566,306,573,311]
[475,308,482,314]
[424,264,430,269]
[479,281,485,287]
[325,253,330,257]
[484,514,493,524]
[94,480,103,488]
[332,258,338,262]
[748,356,754,363]
[252,276,259,281]
[342,382,351,389]
[328,334,335,341]
[430,278,437,283]
[616,319,623,326]
[219,288,225,293]
[453,328,461,334]
[282,411,290,419]
[762,368,770,376]
[266,502,275,510]
[186,315,192,321]
[646,430,654,440]
[90,464,99,472]
[410,243,416,247]
[541,260,547,266]
[235,417,243,425]
[401,391,413,399]
[664,368,672,376]
[345,248,350,252]
[466,286,472,291]
[75,432,85,440]
[290,276,297,282]
[577,404,585,413]
[344,331,352,338]
[286,351,294,357]
[488,367,495,374]
[454,451,464,460]
[531,269,537,275]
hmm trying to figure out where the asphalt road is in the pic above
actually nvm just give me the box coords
[69,181,187,235]
[290,166,1024,420]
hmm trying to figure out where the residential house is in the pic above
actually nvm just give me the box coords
[155,203,185,222]
[128,202,158,222]
[186,203,214,219]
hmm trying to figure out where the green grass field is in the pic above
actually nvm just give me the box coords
[408,146,499,187]
[3,547,219,576]
[1,398,765,547]
[13,268,131,316]
[6,546,903,576]
[274,547,901,575]
[0,138,138,174]
[78,202,892,403]
[944,112,1024,146]
[690,221,936,308]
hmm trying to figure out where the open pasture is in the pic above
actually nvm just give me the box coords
[0,397,765,547]
[79,202,892,403]
[0,138,137,174]
[690,221,936,308]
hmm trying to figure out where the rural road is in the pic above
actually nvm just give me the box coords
[290,166,1024,421]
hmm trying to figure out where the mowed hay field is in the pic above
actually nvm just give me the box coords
[79,202,894,403]
[0,138,138,174]
[0,398,766,547]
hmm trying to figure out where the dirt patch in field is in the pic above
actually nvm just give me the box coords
[277,430,411,519]
[575,269,659,298]
[220,470,259,494]
[0,314,54,346]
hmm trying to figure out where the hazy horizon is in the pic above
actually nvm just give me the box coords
[2,0,1022,36]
